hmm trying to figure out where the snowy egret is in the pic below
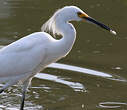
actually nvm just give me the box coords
[0,6,116,110]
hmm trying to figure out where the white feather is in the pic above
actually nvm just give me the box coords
[41,6,82,36]
[41,9,61,36]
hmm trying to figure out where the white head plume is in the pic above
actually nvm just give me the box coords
[41,9,61,36]
[41,6,83,36]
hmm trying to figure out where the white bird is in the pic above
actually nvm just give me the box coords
[0,6,116,110]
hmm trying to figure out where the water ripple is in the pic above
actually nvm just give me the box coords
[48,63,112,77]
[48,63,127,82]
[34,63,127,91]
[35,73,86,92]
[98,102,127,109]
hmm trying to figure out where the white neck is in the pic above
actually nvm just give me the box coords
[54,22,76,58]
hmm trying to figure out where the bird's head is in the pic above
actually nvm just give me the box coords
[59,6,116,35]
[41,6,116,36]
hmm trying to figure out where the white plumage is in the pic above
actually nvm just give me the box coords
[0,32,48,81]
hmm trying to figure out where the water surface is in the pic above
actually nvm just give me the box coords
[0,0,127,110]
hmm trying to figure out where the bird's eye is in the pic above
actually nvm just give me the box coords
[77,12,82,16]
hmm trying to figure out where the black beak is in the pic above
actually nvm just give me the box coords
[83,16,116,35]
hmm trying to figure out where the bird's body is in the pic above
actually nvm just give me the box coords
[0,31,75,83]
[0,6,116,110]
[0,32,50,82]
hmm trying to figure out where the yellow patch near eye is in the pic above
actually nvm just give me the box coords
[77,12,89,18]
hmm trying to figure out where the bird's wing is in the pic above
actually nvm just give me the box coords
[0,32,49,78]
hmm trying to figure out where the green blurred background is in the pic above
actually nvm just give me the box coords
[0,0,127,110]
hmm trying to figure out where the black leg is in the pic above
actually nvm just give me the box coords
[20,78,31,110]
[0,80,18,94]
[0,89,4,94]
[20,90,26,110]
